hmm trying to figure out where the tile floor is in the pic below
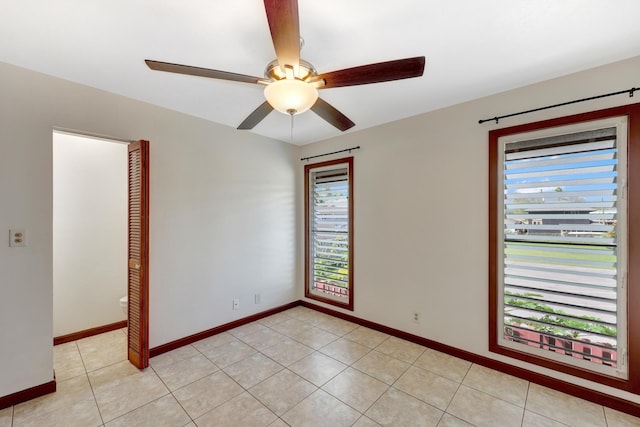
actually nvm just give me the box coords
[2,306,639,426]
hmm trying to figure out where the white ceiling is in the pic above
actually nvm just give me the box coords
[2,1,640,145]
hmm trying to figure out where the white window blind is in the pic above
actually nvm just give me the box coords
[310,167,350,301]
[499,120,627,377]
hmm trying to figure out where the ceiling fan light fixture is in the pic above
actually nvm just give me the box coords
[264,78,318,115]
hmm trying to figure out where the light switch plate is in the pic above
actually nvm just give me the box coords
[9,229,26,247]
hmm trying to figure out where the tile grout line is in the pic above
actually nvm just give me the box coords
[453,363,530,421]
[522,385,588,427]
[463,367,524,404]
[233,315,376,423]
[162,340,283,425]
[603,404,609,427]
[54,307,627,427]
[153,344,219,424]
[440,360,472,423]
[146,363,196,426]
[91,312,408,424]
[280,323,391,422]
[521,381,532,427]
[277,314,394,421]
[75,341,106,426]
[381,344,452,424]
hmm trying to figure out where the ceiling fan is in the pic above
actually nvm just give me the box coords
[145,0,425,132]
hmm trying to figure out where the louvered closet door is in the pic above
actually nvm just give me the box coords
[128,140,149,369]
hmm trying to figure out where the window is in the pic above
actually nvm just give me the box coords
[305,157,354,310]
[489,104,640,392]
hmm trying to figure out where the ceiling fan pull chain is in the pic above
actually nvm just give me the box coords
[288,108,295,144]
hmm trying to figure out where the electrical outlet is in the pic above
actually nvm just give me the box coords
[254,293,261,304]
[9,229,26,247]
[233,299,240,310]
[412,312,420,324]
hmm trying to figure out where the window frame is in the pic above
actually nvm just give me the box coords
[304,157,354,311]
[489,103,640,393]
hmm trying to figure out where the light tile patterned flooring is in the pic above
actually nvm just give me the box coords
[2,306,639,426]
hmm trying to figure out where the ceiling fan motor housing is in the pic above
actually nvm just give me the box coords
[264,58,317,81]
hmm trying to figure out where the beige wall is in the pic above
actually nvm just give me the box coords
[299,55,640,403]
[2,54,639,404]
[0,61,299,397]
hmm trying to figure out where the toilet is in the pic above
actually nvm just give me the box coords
[119,295,128,315]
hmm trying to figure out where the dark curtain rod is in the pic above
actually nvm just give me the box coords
[301,146,361,161]
[479,86,639,125]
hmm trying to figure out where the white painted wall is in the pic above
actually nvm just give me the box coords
[299,55,640,404]
[2,54,639,405]
[53,132,128,337]
[0,60,299,398]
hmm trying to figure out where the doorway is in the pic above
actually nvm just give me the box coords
[52,131,149,369]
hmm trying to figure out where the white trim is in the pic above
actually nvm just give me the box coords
[307,161,351,304]
[497,115,628,379]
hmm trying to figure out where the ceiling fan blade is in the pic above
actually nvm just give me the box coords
[263,0,300,70]
[145,60,264,84]
[237,101,274,130]
[311,98,355,132]
[314,56,426,89]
